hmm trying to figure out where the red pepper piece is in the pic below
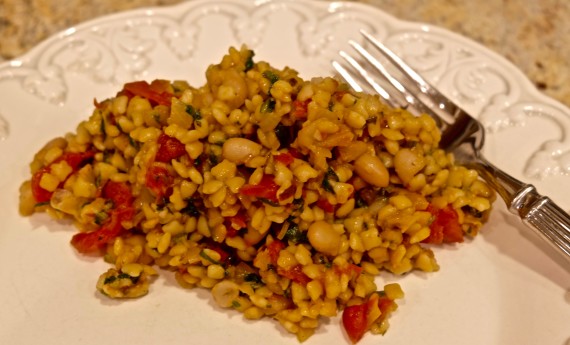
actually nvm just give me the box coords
[239,174,279,202]
[155,133,186,163]
[145,163,173,199]
[122,80,173,106]
[423,205,464,244]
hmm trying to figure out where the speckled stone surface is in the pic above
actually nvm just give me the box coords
[0,0,569,107]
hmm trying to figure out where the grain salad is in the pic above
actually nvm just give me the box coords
[19,46,495,343]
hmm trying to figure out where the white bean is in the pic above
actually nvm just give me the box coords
[211,280,240,308]
[353,153,389,187]
[307,220,341,256]
[394,148,425,184]
[222,138,262,164]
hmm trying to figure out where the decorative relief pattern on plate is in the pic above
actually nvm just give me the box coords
[499,103,570,178]
[0,0,569,179]
[0,113,8,141]
[383,30,570,178]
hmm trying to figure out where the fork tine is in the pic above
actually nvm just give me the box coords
[348,39,440,120]
[360,30,458,122]
[331,60,364,93]
[336,51,398,108]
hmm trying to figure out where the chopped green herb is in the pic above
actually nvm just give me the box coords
[355,194,367,208]
[321,167,339,194]
[102,150,111,163]
[292,198,304,212]
[153,113,161,124]
[259,198,279,207]
[231,300,241,309]
[181,199,201,217]
[209,152,219,166]
[103,276,117,285]
[94,212,109,225]
[193,155,202,167]
[128,136,139,149]
[260,97,276,113]
[462,205,483,218]
[283,287,292,299]
[200,250,222,265]
[104,273,140,285]
[244,273,263,286]
[283,221,307,244]
[262,70,279,85]
[34,201,50,207]
[185,105,202,121]
[100,116,106,139]
[328,100,334,111]
[244,51,255,72]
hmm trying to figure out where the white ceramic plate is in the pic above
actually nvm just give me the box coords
[1,1,569,344]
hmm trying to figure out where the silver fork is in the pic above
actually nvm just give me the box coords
[332,30,570,262]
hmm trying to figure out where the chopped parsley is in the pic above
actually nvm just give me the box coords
[244,273,263,286]
[128,136,139,149]
[260,97,276,113]
[200,250,222,265]
[262,70,279,85]
[100,116,107,139]
[94,211,109,226]
[292,198,304,212]
[259,197,279,207]
[244,51,255,72]
[185,105,202,121]
[104,272,140,285]
[321,167,339,194]
[181,198,202,217]
[209,152,219,166]
[283,220,307,244]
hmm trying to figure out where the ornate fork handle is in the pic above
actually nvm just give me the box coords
[474,156,570,257]
[333,30,570,263]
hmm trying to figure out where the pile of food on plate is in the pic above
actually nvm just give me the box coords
[19,46,495,343]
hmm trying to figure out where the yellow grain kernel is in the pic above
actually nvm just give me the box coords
[39,173,60,192]
[244,306,264,320]
[50,161,73,182]
[162,220,185,235]
[207,264,226,280]
[188,167,204,185]
[306,280,323,301]
[43,146,63,165]
[157,232,172,254]
[121,263,143,277]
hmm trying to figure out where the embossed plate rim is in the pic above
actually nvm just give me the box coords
[0,1,569,345]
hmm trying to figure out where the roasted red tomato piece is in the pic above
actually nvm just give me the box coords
[342,303,368,343]
[71,181,134,253]
[70,206,134,253]
[155,133,186,163]
[274,152,295,166]
[30,151,95,203]
[239,174,280,202]
[316,198,335,213]
[423,205,463,244]
[277,264,311,285]
[122,80,173,106]
[291,98,310,118]
[31,167,53,203]
[102,180,134,207]
[145,163,173,198]
[266,239,285,265]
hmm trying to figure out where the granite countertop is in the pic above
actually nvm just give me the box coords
[1,0,569,107]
